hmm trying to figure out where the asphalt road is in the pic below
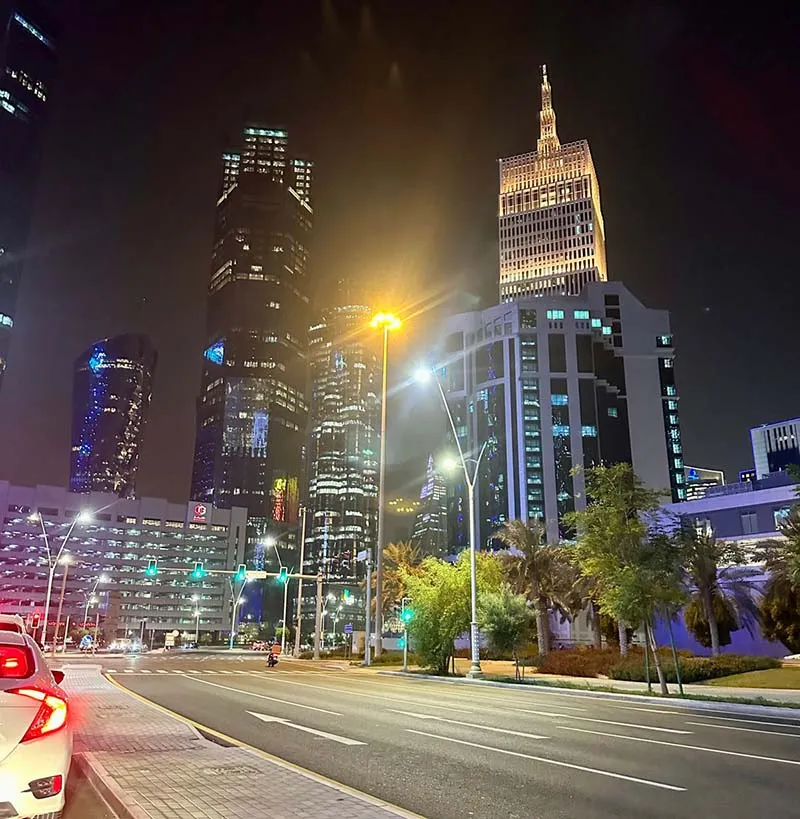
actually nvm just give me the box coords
[99,655,800,819]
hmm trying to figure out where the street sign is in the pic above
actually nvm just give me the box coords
[356,550,368,562]
[344,623,353,634]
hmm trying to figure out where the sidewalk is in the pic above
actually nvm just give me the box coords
[63,665,414,819]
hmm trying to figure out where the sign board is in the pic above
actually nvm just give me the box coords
[344,623,353,634]
[165,629,179,648]
[190,502,209,524]
[356,550,369,563]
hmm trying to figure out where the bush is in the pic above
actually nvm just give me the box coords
[534,647,643,678]
[609,654,780,684]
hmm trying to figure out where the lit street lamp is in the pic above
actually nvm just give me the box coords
[51,553,73,657]
[265,532,293,655]
[370,311,402,656]
[228,578,247,650]
[192,594,200,644]
[416,366,488,678]
[83,573,111,626]
[30,509,91,648]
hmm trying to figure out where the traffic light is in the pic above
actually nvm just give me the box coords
[234,564,247,583]
[400,608,414,624]
[145,559,158,578]
[342,588,352,603]
[190,562,207,580]
[398,637,406,649]
[31,613,40,630]
[277,566,289,584]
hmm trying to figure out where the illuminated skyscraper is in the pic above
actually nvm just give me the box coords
[305,281,380,592]
[0,1,58,388]
[410,455,450,557]
[190,125,313,565]
[499,66,607,301]
[70,334,157,498]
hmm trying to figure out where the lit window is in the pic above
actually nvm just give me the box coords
[573,310,590,320]
[591,318,602,328]
[666,385,677,396]
[13,14,53,49]
[551,394,568,406]
[602,326,612,336]
[552,424,570,437]
[0,313,12,328]
[607,407,618,418]
[546,309,564,320]
[667,399,678,410]
[581,425,597,437]
[664,358,674,368]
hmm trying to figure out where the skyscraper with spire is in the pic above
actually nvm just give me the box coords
[410,455,450,557]
[499,66,607,301]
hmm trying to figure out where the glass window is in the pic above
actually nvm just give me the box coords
[581,425,597,437]
[573,310,590,320]
[590,318,602,328]
[607,407,618,418]
[551,394,569,406]
[602,326,612,336]
[546,309,565,320]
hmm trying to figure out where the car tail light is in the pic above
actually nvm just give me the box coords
[0,647,30,678]
[29,774,63,799]
[11,688,68,741]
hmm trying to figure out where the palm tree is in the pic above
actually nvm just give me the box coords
[757,512,800,653]
[495,519,570,656]
[371,541,423,616]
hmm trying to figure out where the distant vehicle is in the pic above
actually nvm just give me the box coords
[0,631,72,818]
[181,642,198,650]
[251,641,267,651]
[0,614,26,634]
[108,639,144,654]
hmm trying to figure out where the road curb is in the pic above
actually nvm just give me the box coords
[73,753,149,819]
[378,671,800,720]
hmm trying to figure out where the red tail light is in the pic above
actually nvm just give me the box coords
[11,688,68,742]
[0,647,31,678]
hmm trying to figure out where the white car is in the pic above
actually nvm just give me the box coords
[0,632,71,818]
[0,615,26,635]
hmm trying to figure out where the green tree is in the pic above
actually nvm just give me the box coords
[495,518,572,655]
[371,541,423,616]
[758,511,800,652]
[403,551,503,674]
[478,585,534,679]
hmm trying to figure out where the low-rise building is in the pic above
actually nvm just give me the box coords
[0,483,246,639]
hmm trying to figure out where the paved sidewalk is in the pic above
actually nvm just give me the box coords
[63,665,414,819]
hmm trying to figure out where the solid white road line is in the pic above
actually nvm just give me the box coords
[185,676,343,715]
[156,670,169,674]
[686,721,800,738]
[558,726,800,766]
[391,710,549,740]
[406,729,686,792]
[513,708,693,735]
[140,669,152,673]
[248,711,365,746]
[681,713,800,729]
[186,670,201,674]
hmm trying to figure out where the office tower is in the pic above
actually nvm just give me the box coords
[70,334,156,498]
[750,418,800,478]
[410,454,450,557]
[190,125,313,560]
[438,282,681,544]
[499,66,607,301]
[0,1,58,388]
[683,466,725,501]
[305,282,380,597]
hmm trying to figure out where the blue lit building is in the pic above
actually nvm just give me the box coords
[70,334,157,499]
[0,1,58,388]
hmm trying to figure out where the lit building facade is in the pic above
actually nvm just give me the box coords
[499,66,607,301]
[750,418,800,479]
[438,282,681,544]
[305,285,380,616]
[683,466,725,501]
[190,125,313,573]
[410,455,450,557]
[0,1,58,387]
[0,483,246,637]
[70,334,157,499]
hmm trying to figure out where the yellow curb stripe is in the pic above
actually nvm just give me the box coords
[104,673,422,819]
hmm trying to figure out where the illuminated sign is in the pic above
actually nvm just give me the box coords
[88,349,106,374]
[190,502,209,524]
[204,340,224,365]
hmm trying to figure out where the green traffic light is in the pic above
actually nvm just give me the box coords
[145,560,158,577]
[234,564,247,582]
[191,562,207,580]
[398,637,406,649]
[278,567,289,584]
[401,608,414,624]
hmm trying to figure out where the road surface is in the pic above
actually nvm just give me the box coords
[95,655,800,818]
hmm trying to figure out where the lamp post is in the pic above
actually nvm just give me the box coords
[370,312,401,656]
[229,578,247,650]
[51,553,73,657]
[293,506,307,658]
[265,532,294,655]
[416,367,488,678]
[30,509,91,648]
[83,573,111,626]
[192,594,200,644]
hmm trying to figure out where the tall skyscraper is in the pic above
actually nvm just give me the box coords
[190,125,313,565]
[499,66,607,301]
[438,283,682,543]
[410,454,450,557]
[0,1,58,388]
[70,334,157,498]
[305,282,380,597]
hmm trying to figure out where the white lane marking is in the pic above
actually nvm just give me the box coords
[140,669,152,674]
[248,711,365,746]
[406,730,685,792]
[156,669,169,674]
[391,710,549,740]
[559,726,800,766]
[106,669,117,674]
[216,670,233,674]
[513,708,693,735]
[682,713,800,729]
[243,673,473,713]
[686,721,800,738]
[185,676,342,715]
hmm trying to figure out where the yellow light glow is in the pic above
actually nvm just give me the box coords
[369,312,401,331]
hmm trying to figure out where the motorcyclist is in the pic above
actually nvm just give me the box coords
[267,640,280,667]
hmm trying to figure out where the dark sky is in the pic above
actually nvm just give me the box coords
[0,0,798,501]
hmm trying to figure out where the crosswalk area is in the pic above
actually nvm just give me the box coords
[107,668,270,676]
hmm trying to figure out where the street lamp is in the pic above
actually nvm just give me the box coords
[192,594,200,644]
[416,366,488,678]
[30,509,91,648]
[370,311,401,656]
[228,578,247,650]
[51,553,73,657]
[267,533,293,656]
[83,573,111,626]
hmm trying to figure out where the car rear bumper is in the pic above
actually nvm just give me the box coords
[0,730,72,817]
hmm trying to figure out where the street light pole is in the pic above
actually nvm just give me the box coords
[83,573,110,626]
[313,574,323,660]
[281,572,290,655]
[293,506,307,658]
[228,579,247,650]
[51,555,72,657]
[364,551,373,666]
[370,312,401,657]
[417,368,488,678]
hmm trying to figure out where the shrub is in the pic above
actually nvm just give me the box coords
[368,651,418,666]
[609,653,780,684]
[534,646,644,678]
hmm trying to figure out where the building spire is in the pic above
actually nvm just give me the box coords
[537,64,560,154]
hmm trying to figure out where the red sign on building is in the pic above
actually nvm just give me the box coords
[190,503,209,524]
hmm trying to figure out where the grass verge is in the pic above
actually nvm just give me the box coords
[704,667,800,690]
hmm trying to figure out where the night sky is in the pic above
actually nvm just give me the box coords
[0,0,798,501]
